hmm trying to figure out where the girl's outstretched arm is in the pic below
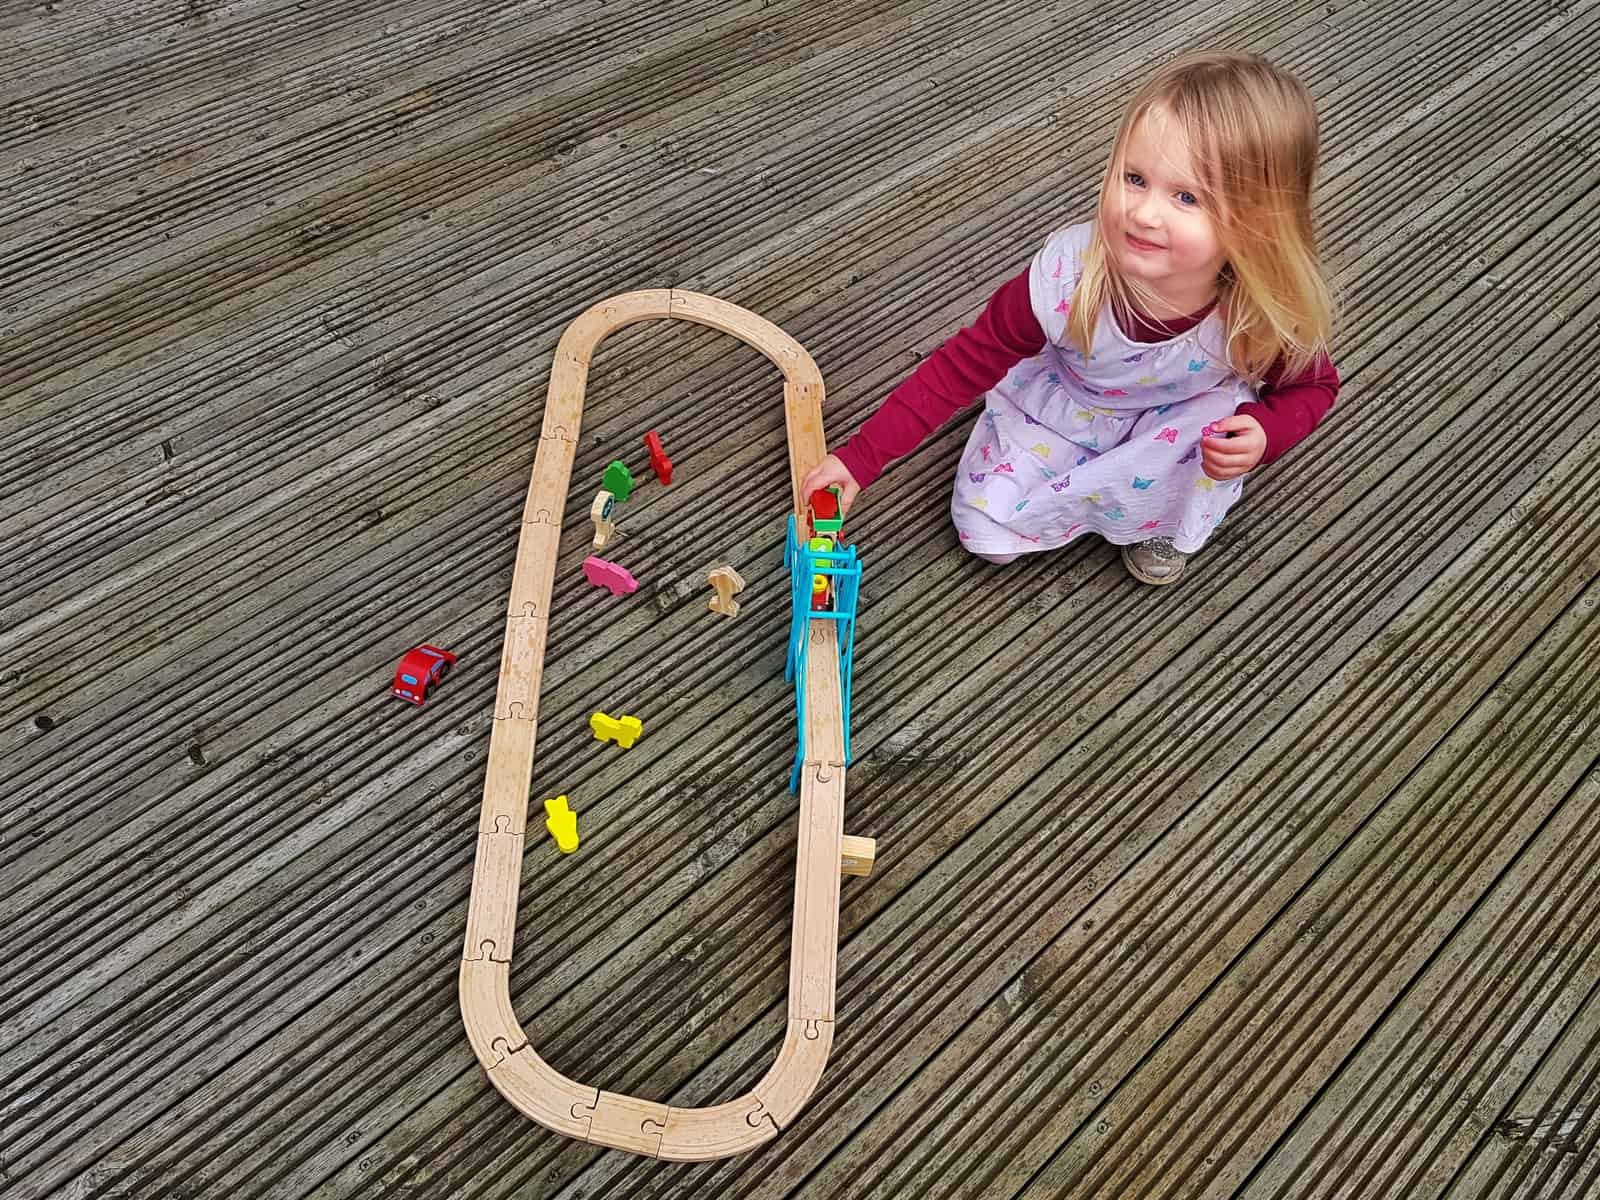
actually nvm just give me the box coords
[827,266,1046,491]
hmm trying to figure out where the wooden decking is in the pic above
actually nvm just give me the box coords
[4,1,1599,1197]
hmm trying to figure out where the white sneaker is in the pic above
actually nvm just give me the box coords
[1120,537,1188,586]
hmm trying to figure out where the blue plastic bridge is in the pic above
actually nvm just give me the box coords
[783,514,862,793]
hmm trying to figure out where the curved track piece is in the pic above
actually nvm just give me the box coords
[460,290,852,1160]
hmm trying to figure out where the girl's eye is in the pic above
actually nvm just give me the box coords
[1125,171,1145,187]
[1178,191,1199,207]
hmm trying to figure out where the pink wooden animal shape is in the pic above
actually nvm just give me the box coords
[582,555,638,596]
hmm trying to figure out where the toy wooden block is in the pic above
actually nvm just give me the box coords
[590,711,643,749]
[602,459,634,503]
[840,835,875,877]
[645,430,672,485]
[582,555,638,596]
[590,490,616,550]
[544,796,579,853]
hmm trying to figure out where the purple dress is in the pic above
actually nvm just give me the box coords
[951,222,1248,557]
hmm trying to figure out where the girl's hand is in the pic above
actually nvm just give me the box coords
[1201,414,1267,480]
[800,454,862,514]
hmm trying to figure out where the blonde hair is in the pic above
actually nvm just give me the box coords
[1068,50,1336,383]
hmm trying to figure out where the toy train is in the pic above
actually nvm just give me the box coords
[806,486,846,612]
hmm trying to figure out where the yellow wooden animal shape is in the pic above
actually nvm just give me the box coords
[589,710,643,749]
[543,796,580,853]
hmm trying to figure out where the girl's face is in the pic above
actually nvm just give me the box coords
[1109,106,1228,308]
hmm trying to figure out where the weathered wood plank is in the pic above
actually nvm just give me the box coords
[3,0,1598,1197]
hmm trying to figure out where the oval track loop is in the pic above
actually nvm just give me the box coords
[458,289,851,1160]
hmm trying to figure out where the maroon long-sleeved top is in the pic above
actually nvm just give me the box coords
[835,267,1339,489]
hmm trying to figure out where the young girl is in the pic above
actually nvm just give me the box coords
[801,50,1340,586]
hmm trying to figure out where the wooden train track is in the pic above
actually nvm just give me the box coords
[458,290,866,1160]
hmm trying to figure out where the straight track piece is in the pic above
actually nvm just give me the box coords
[461,831,523,962]
[479,716,535,835]
[802,620,847,765]
[542,349,588,446]
[790,758,845,1023]
[493,614,547,722]
[523,441,575,527]
[508,523,559,620]
[783,379,827,517]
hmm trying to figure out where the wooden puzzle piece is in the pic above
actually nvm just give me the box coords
[590,711,643,749]
[462,831,523,962]
[602,459,633,502]
[493,614,546,720]
[480,721,535,835]
[575,1092,668,1156]
[508,526,558,618]
[459,957,531,1071]
[543,796,579,853]
[590,490,616,549]
[582,555,638,595]
[809,759,846,783]
[489,1041,597,1142]
[524,435,572,525]
[752,1017,833,1128]
[488,1035,518,1069]
[707,564,746,617]
[648,1097,778,1160]
[645,430,672,485]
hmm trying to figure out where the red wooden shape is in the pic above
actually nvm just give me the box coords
[645,430,673,486]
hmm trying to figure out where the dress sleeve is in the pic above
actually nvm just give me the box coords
[1235,348,1341,465]
[833,266,1046,489]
